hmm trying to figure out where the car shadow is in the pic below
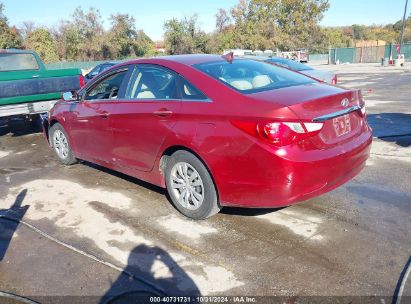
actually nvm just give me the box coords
[0,189,29,262]
[221,207,283,217]
[82,161,167,195]
[83,161,285,218]
[0,116,42,137]
[99,244,201,303]
[82,161,192,216]
[367,113,411,147]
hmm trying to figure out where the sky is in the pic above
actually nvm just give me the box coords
[2,0,410,40]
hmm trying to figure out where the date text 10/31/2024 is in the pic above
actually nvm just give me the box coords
[149,296,257,303]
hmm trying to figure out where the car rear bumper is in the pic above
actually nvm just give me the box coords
[218,129,372,208]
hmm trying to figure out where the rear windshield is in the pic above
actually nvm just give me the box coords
[266,58,313,71]
[194,59,315,94]
[0,53,40,71]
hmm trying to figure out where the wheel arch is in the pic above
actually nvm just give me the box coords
[159,145,220,203]
[45,119,60,143]
[43,118,61,143]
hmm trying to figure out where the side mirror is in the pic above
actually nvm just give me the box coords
[62,91,79,102]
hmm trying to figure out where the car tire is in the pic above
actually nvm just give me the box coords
[165,150,221,220]
[49,123,77,165]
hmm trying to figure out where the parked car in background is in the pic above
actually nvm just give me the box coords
[44,55,371,220]
[85,62,117,83]
[245,56,337,85]
[296,48,309,62]
[0,49,84,127]
[278,49,309,62]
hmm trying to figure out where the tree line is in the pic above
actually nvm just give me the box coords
[1,0,410,63]
[0,3,156,63]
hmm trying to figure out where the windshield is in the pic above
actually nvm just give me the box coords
[266,58,313,72]
[194,59,315,94]
[0,53,39,71]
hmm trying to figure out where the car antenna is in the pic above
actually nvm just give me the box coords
[222,52,234,64]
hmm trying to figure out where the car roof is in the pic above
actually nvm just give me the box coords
[156,54,226,65]
[121,54,226,67]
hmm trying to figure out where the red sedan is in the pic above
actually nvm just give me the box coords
[44,55,372,220]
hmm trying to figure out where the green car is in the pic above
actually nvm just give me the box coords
[0,49,83,122]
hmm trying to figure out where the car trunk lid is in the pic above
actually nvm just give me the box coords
[250,83,366,149]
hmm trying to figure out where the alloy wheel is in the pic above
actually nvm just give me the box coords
[53,129,69,159]
[170,162,205,210]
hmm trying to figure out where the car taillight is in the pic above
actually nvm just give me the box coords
[353,90,366,116]
[332,75,337,85]
[231,120,324,147]
[79,74,86,88]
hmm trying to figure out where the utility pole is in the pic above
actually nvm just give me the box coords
[399,0,409,54]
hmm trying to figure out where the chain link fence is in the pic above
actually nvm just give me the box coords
[329,43,411,64]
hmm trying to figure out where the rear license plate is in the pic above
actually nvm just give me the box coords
[333,114,351,137]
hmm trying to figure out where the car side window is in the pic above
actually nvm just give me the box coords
[85,70,128,101]
[127,65,179,100]
[179,77,209,101]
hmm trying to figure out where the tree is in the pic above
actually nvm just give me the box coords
[72,7,105,60]
[108,14,138,58]
[352,24,366,40]
[163,18,186,54]
[316,27,353,51]
[0,2,22,48]
[216,8,231,33]
[20,21,36,39]
[134,30,155,57]
[164,15,210,55]
[53,21,82,60]
[24,28,59,63]
[228,0,330,51]
[394,15,411,43]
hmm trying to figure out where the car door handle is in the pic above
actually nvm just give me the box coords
[32,75,40,78]
[99,111,109,119]
[153,109,173,117]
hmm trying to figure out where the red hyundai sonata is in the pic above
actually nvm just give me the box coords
[44,55,372,220]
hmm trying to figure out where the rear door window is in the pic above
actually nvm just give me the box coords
[126,65,180,100]
[179,77,209,101]
[0,53,39,71]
